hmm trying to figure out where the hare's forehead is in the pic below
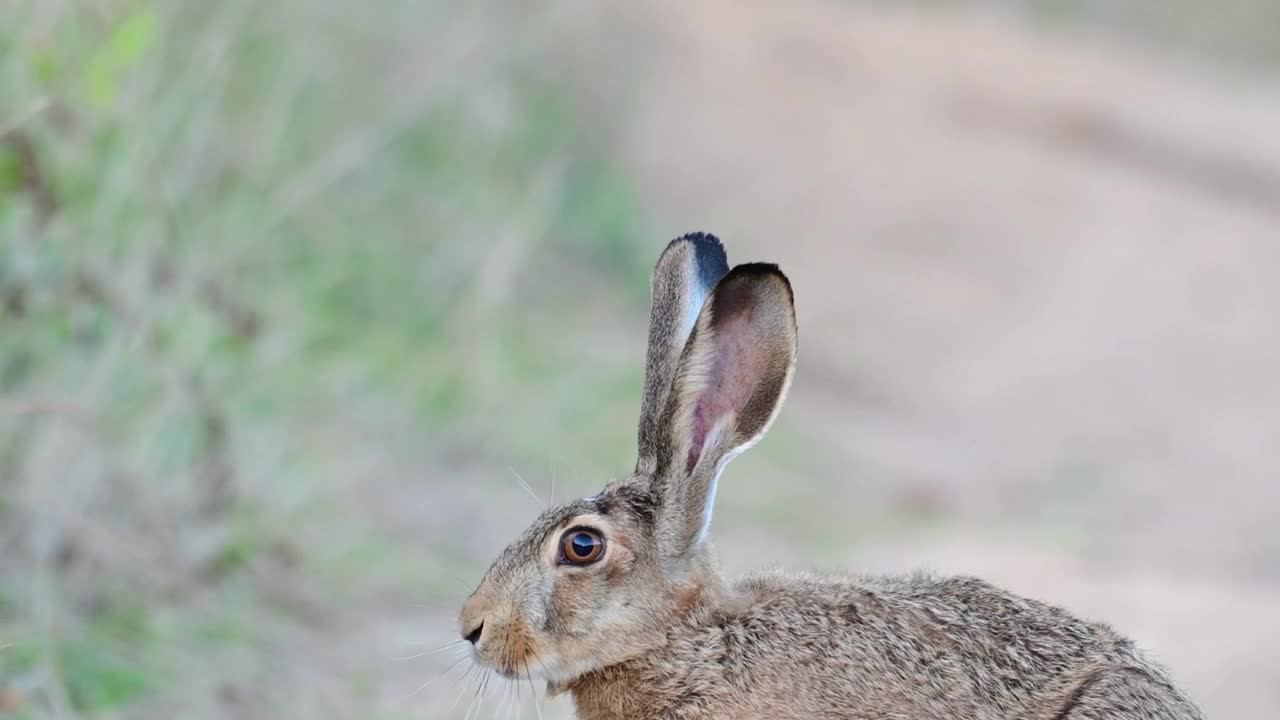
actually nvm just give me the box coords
[489,500,597,568]
[496,482,659,562]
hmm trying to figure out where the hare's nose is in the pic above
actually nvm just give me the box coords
[464,620,484,645]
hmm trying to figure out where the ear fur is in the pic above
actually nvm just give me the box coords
[650,262,798,559]
[636,233,730,476]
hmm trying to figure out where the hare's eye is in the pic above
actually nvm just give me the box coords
[560,528,605,565]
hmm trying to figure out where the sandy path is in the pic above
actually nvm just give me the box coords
[594,2,1280,716]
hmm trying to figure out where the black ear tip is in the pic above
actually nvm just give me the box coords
[665,231,723,255]
[657,232,729,286]
[677,231,721,248]
[721,262,795,303]
[725,261,789,282]
[674,231,729,284]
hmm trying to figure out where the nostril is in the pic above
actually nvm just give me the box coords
[464,621,484,645]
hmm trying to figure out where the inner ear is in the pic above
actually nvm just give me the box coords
[685,284,776,472]
[652,263,797,556]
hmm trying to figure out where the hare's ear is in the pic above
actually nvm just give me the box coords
[636,233,730,476]
[651,263,797,559]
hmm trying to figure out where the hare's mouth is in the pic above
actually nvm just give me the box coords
[480,649,541,680]
[470,626,547,681]
[476,653,548,682]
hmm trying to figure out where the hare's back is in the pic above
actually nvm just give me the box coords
[711,571,1179,718]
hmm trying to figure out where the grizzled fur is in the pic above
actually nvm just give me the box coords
[569,572,1200,719]
[460,233,1202,719]
[637,232,729,478]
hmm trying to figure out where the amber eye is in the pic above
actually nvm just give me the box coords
[559,528,605,565]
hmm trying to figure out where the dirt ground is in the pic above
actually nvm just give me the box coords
[596,2,1280,717]
[396,3,1280,719]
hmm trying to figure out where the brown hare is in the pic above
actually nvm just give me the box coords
[459,233,1202,719]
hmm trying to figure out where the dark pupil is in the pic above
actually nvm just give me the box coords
[570,533,597,559]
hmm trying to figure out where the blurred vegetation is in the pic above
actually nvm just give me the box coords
[2,0,1276,717]
[1,0,647,716]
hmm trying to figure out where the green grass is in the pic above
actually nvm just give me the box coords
[0,1,651,715]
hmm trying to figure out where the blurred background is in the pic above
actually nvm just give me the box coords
[2,1,1279,718]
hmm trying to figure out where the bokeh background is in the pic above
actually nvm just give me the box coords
[3,1,1279,718]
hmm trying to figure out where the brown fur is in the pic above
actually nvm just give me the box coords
[460,234,1203,719]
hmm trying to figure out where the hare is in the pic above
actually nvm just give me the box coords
[459,233,1203,719]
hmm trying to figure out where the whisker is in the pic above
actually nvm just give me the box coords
[449,665,481,713]
[544,461,557,508]
[396,639,467,661]
[398,631,445,645]
[446,573,476,592]
[463,689,477,720]
[511,672,520,720]
[525,664,543,720]
[437,652,471,677]
[403,652,470,701]
[415,572,475,598]
[509,675,521,720]
[473,670,492,720]
[509,467,543,507]
[494,675,513,720]
[509,677,520,720]
[508,686,517,720]
[532,654,553,683]
[465,670,493,720]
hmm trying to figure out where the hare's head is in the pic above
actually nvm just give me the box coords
[459,234,797,687]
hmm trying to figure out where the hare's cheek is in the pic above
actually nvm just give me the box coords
[542,535,637,629]
[542,571,601,639]
[602,535,637,581]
